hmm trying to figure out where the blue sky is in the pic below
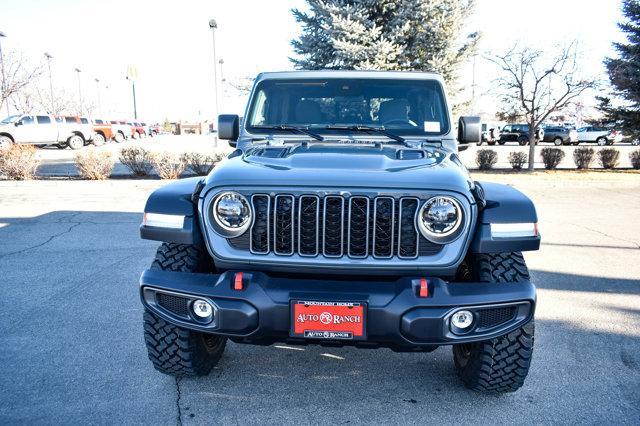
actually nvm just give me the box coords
[0,0,625,120]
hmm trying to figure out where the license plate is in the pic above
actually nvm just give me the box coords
[291,300,366,340]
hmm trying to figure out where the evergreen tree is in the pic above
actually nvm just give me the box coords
[291,0,478,96]
[598,0,640,139]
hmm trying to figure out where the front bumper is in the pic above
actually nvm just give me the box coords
[140,269,535,350]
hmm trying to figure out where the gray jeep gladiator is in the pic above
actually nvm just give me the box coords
[139,71,540,393]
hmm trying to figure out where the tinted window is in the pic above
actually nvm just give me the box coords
[246,78,450,136]
[80,118,89,124]
[65,117,76,123]
[36,116,51,124]
[21,116,34,125]
[95,119,103,124]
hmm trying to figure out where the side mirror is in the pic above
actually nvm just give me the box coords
[218,114,239,147]
[14,121,22,126]
[457,116,481,144]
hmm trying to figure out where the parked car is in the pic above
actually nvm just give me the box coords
[499,124,544,145]
[137,70,541,393]
[127,121,146,139]
[576,126,622,145]
[0,114,92,150]
[541,125,578,146]
[110,120,132,143]
[148,123,161,136]
[478,122,501,146]
[92,119,113,146]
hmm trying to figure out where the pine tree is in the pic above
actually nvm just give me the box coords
[598,0,640,139]
[291,0,478,96]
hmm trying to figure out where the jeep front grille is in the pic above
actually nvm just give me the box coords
[239,194,442,259]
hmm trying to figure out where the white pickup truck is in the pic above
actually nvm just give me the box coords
[0,114,94,150]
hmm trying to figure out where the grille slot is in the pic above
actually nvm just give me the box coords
[477,306,517,328]
[157,293,189,318]
[250,195,270,254]
[245,194,443,259]
[274,195,294,255]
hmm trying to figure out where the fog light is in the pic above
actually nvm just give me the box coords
[192,299,213,319]
[451,310,474,330]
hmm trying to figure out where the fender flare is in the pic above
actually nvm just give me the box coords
[139,177,205,245]
[470,182,541,253]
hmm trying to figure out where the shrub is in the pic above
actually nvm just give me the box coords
[119,147,153,176]
[180,152,224,176]
[630,149,640,170]
[573,147,595,170]
[475,149,498,170]
[540,148,565,170]
[507,151,527,170]
[150,152,186,179]
[75,150,115,180]
[0,144,40,180]
[597,148,620,169]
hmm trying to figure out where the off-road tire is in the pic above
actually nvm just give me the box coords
[143,243,226,376]
[517,136,528,146]
[452,252,535,393]
[114,132,125,143]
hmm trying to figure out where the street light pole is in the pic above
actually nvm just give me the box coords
[44,52,54,113]
[209,19,219,128]
[0,31,8,116]
[74,67,83,115]
[218,58,224,111]
[94,78,101,116]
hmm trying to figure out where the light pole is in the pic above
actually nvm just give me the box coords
[209,19,219,128]
[126,76,137,120]
[94,78,101,116]
[44,52,54,113]
[74,67,83,115]
[0,31,8,116]
[218,58,224,111]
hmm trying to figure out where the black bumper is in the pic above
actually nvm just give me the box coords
[139,269,536,350]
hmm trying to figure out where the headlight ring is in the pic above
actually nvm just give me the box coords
[417,196,464,244]
[210,191,252,237]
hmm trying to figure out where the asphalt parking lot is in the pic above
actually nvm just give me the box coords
[0,173,639,424]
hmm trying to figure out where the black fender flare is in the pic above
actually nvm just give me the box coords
[470,182,541,253]
[139,177,205,245]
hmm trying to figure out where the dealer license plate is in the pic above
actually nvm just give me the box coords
[291,300,366,340]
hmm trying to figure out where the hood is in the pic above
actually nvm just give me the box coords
[205,143,473,196]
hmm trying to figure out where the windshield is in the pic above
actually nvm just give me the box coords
[1,115,21,124]
[245,78,449,137]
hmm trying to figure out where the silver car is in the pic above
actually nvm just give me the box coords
[577,126,622,145]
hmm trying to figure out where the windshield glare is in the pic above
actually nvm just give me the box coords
[246,78,449,137]
[1,115,21,124]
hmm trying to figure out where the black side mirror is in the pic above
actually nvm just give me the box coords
[457,116,481,144]
[14,121,22,126]
[218,114,239,147]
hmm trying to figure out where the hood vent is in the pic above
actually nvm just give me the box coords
[252,147,289,158]
[397,149,425,160]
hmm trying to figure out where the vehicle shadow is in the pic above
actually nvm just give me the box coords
[0,211,638,423]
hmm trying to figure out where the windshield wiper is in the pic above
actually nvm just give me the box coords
[252,124,324,141]
[323,124,406,143]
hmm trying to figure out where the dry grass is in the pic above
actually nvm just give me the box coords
[0,144,41,180]
[150,152,186,179]
[75,150,115,180]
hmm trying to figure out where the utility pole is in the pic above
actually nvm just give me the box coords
[209,19,219,128]
[218,58,224,111]
[0,31,8,116]
[74,67,83,115]
[126,65,138,119]
[44,52,54,113]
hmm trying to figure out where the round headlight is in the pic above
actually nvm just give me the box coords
[211,191,252,236]
[417,196,463,243]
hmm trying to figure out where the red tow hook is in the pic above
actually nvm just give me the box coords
[418,278,429,298]
[234,272,244,291]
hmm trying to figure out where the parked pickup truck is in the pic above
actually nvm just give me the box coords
[92,119,113,146]
[138,70,540,394]
[110,120,132,143]
[0,114,93,149]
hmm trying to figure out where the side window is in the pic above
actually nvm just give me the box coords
[80,118,89,124]
[95,119,103,124]
[249,89,267,125]
[21,116,35,125]
[65,117,76,123]
[36,116,51,124]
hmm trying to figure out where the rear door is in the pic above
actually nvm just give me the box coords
[33,115,57,143]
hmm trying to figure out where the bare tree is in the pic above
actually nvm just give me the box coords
[488,43,596,170]
[1,50,42,113]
